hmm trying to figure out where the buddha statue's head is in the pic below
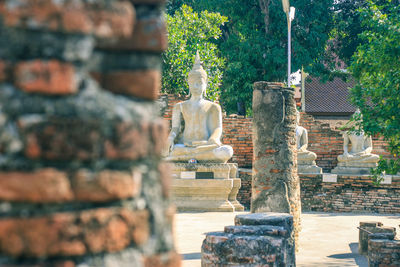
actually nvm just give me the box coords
[188,51,207,97]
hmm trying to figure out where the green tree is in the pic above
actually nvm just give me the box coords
[162,5,227,101]
[349,1,400,178]
[167,0,335,115]
[333,0,399,67]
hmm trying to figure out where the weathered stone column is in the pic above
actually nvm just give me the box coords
[251,82,301,240]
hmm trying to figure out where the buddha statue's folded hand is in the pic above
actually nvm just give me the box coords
[354,150,367,156]
[185,140,210,147]
[207,138,222,146]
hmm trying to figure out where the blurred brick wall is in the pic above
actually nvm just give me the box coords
[0,0,180,266]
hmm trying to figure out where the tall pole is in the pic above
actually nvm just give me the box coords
[282,1,294,88]
[287,16,291,87]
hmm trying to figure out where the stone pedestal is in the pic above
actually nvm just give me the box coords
[331,163,376,175]
[298,160,322,174]
[171,163,244,212]
[202,213,295,266]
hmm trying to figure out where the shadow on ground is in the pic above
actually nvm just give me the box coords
[326,242,367,267]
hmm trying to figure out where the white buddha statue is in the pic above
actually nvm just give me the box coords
[296,110,317,162]
[333,109,380,173]
[164,52,233,163]
[296,110,322,173]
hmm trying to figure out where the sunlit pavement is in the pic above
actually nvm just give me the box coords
[175,211,400,267]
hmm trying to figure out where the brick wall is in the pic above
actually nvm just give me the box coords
[237,169,252,209]
[0,1,180,266]
[238,170,400,213]
[301,174,400,213]
[223,115,253,168]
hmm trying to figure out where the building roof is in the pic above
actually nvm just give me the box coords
[305,76,356,114]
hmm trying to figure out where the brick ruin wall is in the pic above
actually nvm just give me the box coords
[301,174,400,214]
[0,1,180,266]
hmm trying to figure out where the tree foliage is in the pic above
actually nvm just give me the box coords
[333,0,400,67]
[162,5,227,101]
[349,1,400,178]
[167,0,335,115]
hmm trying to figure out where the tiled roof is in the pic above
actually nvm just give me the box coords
[305,76,356,114]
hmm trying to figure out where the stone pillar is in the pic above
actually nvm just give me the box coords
[251,82,301,240]
[358,221,383,254]
[0,1,179,266]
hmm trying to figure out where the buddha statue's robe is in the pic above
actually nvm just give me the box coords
[165,99,233,163]
[337,132,379,167]
[296,125,317,162]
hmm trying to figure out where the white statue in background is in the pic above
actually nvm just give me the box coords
[332,109,380,174]
[164,52,233,163]
[296,110,317,162]
[295,110,322,173]
[337,109,379,165]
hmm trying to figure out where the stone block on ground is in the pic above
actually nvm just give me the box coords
[202,212,295,267]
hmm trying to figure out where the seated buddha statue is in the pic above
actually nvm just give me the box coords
[164,52,233,163]
[337,109,379,168]
[295,110,317,162]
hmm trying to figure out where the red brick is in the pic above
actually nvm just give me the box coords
[97,17,167,52]
[0,0,134,38]
[0,208,149,257]
[14,60,77,95]
[105,121,150,160]
[19,117,102,161]
[102,70,161,100]
[0,169,73,203]
[120,209,149,245]
[72,169,141,202]
[88,1,135,38]
[84,216,130,253]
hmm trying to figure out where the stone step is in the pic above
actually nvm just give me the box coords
[235,213,293,231]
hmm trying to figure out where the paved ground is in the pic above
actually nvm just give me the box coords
[175,211,400,267]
